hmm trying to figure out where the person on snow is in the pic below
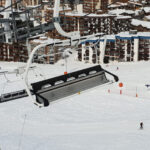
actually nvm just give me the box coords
[140,122,143,130]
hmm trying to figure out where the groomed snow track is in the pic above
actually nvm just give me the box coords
[0,65,119,105]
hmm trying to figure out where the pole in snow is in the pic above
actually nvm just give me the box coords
[136,86,138,97]
[119,82,123,95]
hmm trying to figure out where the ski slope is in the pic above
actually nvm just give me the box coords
[0,59,150,150]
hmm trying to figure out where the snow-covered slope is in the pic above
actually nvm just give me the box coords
[0,60,150,150]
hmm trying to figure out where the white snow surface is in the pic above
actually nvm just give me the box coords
[0,58,150,150]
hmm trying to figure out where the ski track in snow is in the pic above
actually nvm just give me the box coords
[0,60,150,150]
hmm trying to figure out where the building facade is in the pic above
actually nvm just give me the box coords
[79,32,150,64]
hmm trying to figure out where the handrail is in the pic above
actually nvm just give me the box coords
[102,69,119,82]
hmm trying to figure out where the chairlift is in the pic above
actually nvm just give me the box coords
[24,64,118,107]
[0,0,119,106]
[23,0,119,107]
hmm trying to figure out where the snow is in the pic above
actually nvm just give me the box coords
[144,7,150,13]
[65,12,113,17]
[117,31,150,38]
[108,2,128,8]
[128,1,142,6]
[32,37,60,44]
[109,9,135,16]
[115,15,131,19]
[100,35,115,41]
[131,19,150,29]
[0,58,150,150]
[26,5,40,8]
[46,7,71,11]
[145,15,150,20]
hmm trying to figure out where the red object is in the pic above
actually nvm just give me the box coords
[108,89,110,93]
[64,72,68,75]
[119,82,123,88]
[120,90,122,95]
[136,93,138,97]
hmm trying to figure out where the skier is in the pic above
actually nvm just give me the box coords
[140,122,143,130]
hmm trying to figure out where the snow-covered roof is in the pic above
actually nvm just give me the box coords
[42,0,50,2]
[85,32,150,42]
[108,2,128,8]
[145,15,150,20]
[128,1,142,6]
[116,31,150,40]
[117,32,136,38]
[100,35,116,42]
[32,37,60,44]
[115,15,132,19]
[26,5,40,8]
[46,7,71,11]
[65,12,114,17]
[143,7,150,13]
[109,9,135,16]
[81,35,116,43]
[129,0,140,1]
[131,19,150,29]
